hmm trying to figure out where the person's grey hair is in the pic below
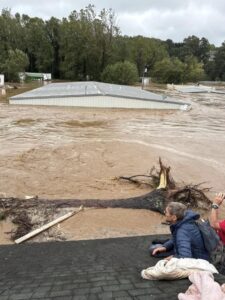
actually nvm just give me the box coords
[166,202,187,220]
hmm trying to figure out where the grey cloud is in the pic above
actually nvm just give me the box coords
[1,0,217,15]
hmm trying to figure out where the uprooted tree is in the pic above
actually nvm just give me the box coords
[0,158,212,240]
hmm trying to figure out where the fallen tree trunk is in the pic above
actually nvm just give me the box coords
[0,159,212,241]
[0,189,168,214]
[0,159,211,215]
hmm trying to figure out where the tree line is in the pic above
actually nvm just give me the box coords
[1,5,225,84]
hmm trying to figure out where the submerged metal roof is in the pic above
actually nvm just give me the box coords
[10,81,190,110]
[11,81,174,101]
[172,84,225,94]
[173,85,211,93]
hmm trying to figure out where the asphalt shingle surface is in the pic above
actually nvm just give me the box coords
[0,234,224,300]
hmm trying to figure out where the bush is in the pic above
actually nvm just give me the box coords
[152,58,185,84]
[183,56,205,82]
[101,61,139,85]
[152,56,205,84]
[3,49,29,82]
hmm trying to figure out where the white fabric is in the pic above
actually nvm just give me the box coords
[178,271,225,300]
[141,258,218,280]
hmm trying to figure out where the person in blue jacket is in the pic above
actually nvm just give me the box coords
[151,202,209,261]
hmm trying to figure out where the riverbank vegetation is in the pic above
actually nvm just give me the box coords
[0,5,225,84]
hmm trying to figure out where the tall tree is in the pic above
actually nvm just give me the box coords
[213,42,225,80]
[129,36,168,77]
[45,17,61,78]
[23,16,53,72]
[0,9,24,68]
[111,36,131,64]
[59,5,118,80]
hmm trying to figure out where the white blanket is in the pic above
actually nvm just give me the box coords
[178,271,225,300]
[141,258,218,280]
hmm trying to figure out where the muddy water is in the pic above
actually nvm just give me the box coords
[1,87,225,193]
[0,218,16,245]
[1,85,225,242]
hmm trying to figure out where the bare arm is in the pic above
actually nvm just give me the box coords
[210,206,220,229]
[209,193,225,230]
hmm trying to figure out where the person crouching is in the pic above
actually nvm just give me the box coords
[150,202,209,261]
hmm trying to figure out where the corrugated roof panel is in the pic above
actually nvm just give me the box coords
[11,81,173,101]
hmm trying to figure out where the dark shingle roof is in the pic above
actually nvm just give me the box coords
[0,234,224,299]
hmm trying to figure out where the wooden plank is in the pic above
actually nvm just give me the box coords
[15,206,83,244]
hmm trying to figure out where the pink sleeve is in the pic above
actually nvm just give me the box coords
[219,220,225,232]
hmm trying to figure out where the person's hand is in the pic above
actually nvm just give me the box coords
[164,255,173,261]
[213,193,225,206]
[152,246,166,256]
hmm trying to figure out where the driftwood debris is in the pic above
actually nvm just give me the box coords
[11,212,33,240]
[0,158,212,241]
[117,158,175,189]
[15,206,83,244]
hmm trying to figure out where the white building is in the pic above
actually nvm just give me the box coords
[0,74,4,87]
[19,72,52,82]
[9,81,190,110]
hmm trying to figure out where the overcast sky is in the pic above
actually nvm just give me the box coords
[1,0,225,46]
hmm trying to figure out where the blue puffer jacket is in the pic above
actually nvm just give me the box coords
[163,210,209,260]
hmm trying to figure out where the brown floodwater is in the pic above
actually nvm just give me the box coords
[1,86,225,165]
[1,83,225,242]
[1,85,225,194]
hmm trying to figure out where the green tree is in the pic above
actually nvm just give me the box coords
[152,56,205,83]
[101,61,138,85]
[3,49,29,81]
[59,5,118,80]
[213,43,225,80]
[165,36,211,65]
[0,9,25,71]
[0,6,219,83]
[23,17,53,72]
[183,35,201,58]
[45,17,61,78]
[165,39,185,60]
[204,60,217,80]
[183,36,210,63]
[183,56,205,82]
[111,36,131,64]
[152,58,185,83]
[129,36,168,76]
[199,37,211,63]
